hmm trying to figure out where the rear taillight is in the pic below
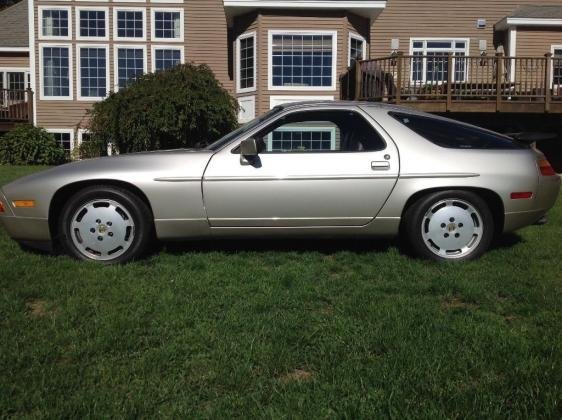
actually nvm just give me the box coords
[0,201,4,213]
[538,158,556,176]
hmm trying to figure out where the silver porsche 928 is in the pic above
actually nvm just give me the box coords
[0,101,560,263]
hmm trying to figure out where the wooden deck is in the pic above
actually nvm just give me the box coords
[0,88,33,131]
[341,53,562,113]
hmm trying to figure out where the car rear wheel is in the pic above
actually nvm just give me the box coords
[404,190,494,261]
[58,186,153,263]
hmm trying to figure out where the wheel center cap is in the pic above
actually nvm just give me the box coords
[98,224,108,234]
[447,223,456,232]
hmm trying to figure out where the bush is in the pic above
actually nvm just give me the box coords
[71,138,106,161]
[0,124,67,165]
[88,63,239,153]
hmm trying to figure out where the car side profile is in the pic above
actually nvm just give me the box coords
[0,101,560,263]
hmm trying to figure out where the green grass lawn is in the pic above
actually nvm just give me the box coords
[1,165,561,418]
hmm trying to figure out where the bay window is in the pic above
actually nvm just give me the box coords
[237,32,256,93]
[269,31,337,90]
[410,38,469,83]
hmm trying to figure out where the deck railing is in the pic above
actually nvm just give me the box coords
[0,88,33,123]
[341,53,562,112]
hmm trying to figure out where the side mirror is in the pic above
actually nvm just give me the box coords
[240,137,258,156]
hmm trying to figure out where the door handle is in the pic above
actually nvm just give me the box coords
[371,161,390,171]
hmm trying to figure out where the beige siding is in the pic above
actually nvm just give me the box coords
[34,0,232,129]
[0,53,30,69]
[370,0,562,57]
[516,28,562,56]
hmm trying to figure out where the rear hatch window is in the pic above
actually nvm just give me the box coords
[389,111,528,150]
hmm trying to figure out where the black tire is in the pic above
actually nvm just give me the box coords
[403,190,494,262]
[58,185,153,263]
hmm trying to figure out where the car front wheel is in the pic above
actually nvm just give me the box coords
[58,186,153,263]
[404,190,494,261]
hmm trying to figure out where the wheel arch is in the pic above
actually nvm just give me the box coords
[48,179,155,242]
[400,187,505,236]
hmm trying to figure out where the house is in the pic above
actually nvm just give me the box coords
[1,0,562,154]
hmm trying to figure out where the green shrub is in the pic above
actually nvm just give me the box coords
[71,138,107,160]
[0,124,66,165]
[88,63,239,153]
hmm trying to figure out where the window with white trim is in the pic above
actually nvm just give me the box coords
[115,47,145,89]
[41,8,70,38]
[153,10,182,40]
[349,34,365,65]
[237,33,255,92]
[78,46,108,99]
[410,39,469,83]
[47,130,73,153]
[115,9,145,40]
[78,9,107,39]
[0,70,28,104]
[42,46,71,98]
[270,32,335,89]
[154,48,182,71]
[553,47,562,87]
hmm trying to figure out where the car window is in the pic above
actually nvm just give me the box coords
[253,110,386,153]
[389,111,528,150]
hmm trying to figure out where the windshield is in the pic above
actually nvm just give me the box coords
[205,107,283,151]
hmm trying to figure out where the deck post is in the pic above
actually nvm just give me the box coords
[495,52,503,112]
[545,52,552,113]
[395,52,403,104]
[354,59,362,100]
[446,53,453,111]
[26,88,34,124]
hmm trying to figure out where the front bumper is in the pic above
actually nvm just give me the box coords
[0,215,51,242]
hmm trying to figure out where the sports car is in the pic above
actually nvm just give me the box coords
[0,101,559,263]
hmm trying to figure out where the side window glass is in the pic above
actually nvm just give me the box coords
[255,110,385,153]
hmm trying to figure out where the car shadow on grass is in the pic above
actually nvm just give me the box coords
[159,236,400,256]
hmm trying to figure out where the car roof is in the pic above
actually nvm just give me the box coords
[276,100,428,116]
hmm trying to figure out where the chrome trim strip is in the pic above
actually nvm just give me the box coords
[204,175,397,182]
[399,173,480,179]
[154,177,201,182]
[210,217,372,221]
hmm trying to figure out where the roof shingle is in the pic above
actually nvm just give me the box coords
[0,1,28,49]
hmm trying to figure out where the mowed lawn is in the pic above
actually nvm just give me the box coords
[0,165,561,418]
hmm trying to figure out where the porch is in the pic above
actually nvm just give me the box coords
[341,53,562,113]
[0,88,33,132]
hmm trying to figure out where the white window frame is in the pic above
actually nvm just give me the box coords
[268,30,338,91]
[266,126,337,152]
[409,37,470,84]
[236,31,257,94]
[237,95,255,123]
[76,44,110,101]
[75,7,109,42]
[46,128,75,152]
[551,45,562,89]
[113,7,146,42]
[0,68,30,89]
[38,6,72,41]
[151,8,184,42]
[151,45,184,72]
[77,129,91,146]
[113,44,147,92]
[348,32,366,66]
[39,43,73,100]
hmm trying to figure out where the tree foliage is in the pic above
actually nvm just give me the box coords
[88,64,239,153]
[0,124,66,165]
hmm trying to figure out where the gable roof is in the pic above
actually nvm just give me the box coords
[507,5,562,19]
[0,1,29,49]
[495,5,562,30]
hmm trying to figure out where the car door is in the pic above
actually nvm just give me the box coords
[202,106,399,227]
